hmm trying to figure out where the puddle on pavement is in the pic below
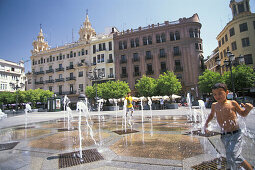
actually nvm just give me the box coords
[110,133,204,160]
[29,131,110,150]
[0,128,51,142]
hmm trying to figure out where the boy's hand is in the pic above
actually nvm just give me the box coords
[241,103,253,112]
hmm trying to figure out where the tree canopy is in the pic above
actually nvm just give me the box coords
[85,80,130,100]
[135,75,157,97]
[198,69,223,94]
[223,65,255,93]
[156,71,182,96]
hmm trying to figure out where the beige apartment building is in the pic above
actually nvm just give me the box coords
[113,14,204,96]
[0,59,26,92]
[215,0,255,74]
[90,27,117,85]
[27,14,117,103]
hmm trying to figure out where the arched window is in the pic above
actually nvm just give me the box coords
[161,33,166,42]
[175,31,180,40]
[194,29,198,38]
[130,39,135,48]
[119,41,122,50]
[189,28,194,38]
[170,32,175,41]
[143,37,147,45]
[148,36,152,44]
[135,38,139,47]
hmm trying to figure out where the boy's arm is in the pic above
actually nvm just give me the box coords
[204,103,216,132]
[233,101,253,117]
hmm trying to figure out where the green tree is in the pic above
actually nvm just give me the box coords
[198,69,223,94]
[223,65,255,94]
[85,81,130,100]
[135,75,157,97]
[156,71,182,97]
[85,86,95,99]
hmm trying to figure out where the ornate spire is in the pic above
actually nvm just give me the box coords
[32,25,49,53]
[79,12,96,41]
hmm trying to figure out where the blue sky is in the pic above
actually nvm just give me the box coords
[0,0,254,72]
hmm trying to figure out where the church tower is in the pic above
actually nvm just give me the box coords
[32,26,49,53]
[229,0,251,19]
[79,12,96,42]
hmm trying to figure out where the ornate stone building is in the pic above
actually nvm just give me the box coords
[27,14,117,103]
[113,14,204,96]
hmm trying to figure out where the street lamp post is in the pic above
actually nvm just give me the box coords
[216,51,244,100]
[9,79,24,111]
[88,67,104,109]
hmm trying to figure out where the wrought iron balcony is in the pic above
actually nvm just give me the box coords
[66,76,76,81]
[145,55,153,60]
[55,78,65,82]
[173,51,181,56]
[66,65,74,70]
[132,57,140,62]
[35,81,44,84]
[160,69,167,74]
[120,59,127,64]
[159,53,167,58]
[55,67,64,72]
[108,74,114,78]
[107,59,113,63]
[34,71,45,75]
[45,80,54,83]
[174,66,183,72]
[133,72,141,77]
[46,69,54,73]
[121,73,128,78]
[146,70,154,75]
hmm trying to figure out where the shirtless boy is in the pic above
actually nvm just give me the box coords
[204,83,253,170]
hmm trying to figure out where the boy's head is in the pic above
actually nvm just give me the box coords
[212,83,229,103]
[212,83,228,92]
[127,92,131,96]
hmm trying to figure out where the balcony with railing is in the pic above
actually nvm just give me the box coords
[45,79,54,84]
[160,69,167,74]
[133,72,141,77]
[174,66,183,72]
[66,76,76,81]
[132,57,140,62]
[107,59,114,63]
[145,55,153,60]
[55,67,64,72]
[35,81,44,84]
[146,70,154,75]
[60,90,77,95]
[46,69,54,73]
[108,74,115,78]
[121,73,128,78]
[159,53,167,58]
[120,59,127,64]
[55,78,65,82]
[66,65,74,70]
[34,71,45,75]
[173,51,182,56]
[77,63,84,67]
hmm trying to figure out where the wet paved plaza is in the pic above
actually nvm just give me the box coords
[0,108,254,169]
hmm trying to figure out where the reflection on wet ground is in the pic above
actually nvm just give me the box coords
[0,115,212,160]
[110,133,204,160]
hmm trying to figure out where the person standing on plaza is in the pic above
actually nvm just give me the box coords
[160,98,164,110]
[204,83,253,170]
[125,92,134,117]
